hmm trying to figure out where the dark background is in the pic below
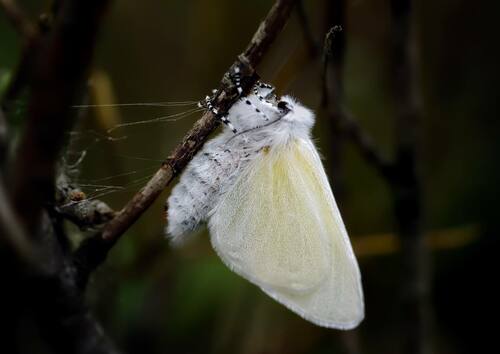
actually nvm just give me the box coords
[1,1,499,353]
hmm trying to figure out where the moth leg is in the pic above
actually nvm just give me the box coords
[197,65,250,134]
[229,66,243,94]
[201,94,238,134]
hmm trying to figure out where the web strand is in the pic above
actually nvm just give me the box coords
[106,107,203,133]
[73,101,199,108]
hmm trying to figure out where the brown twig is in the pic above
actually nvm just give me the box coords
[389,0,429,353]
[4,2,120,352]
[11,0,111,235]
[0,174,45,354]
[31,236,122,354]
[241,0,298,66]
[301,2,426,352]
[321,3,361,352]
[73,0,298,285]
[340,109,394,179]
[55,171,116,231]
[1,174,120,354]
[320,22,346,193]
[0,0,37,40]
[0,107,7,167]
[321,22,392,180]
[0,0,41,115]
[0,175,40,271]
[321,25,343,106]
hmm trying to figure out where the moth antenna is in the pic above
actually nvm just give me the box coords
[224,115,282,144]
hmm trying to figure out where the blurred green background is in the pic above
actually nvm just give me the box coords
[1,1,499,353]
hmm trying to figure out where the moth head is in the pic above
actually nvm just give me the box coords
[277,95,315,133]
[226,82,286,131]
[225,82,315,137]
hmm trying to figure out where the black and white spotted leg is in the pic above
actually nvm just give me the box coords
[231,66,243,94]
[204,95,238,134]
[253,81,275,104]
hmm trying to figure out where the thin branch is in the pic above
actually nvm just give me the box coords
[10,0,111,234]
[74,0,299,284]
[321,24,393,179]
[321,25,343,106]
[1,42,38,113]
[0,107,7,167]
[0,0,37,40]
[272,1,318,91]
[32,241,122,354]
[1,106,40,275]
[321,2,347,196]
[0,175,40,272]
[1,175,119,354]
[339,109,394,179]
[2,0,120,352]
[0,174,46,354]
[55,172,116,231]
[388,0,429,353]
[0,0,41,114]
[321,5,361,353]
[242,0,298,65]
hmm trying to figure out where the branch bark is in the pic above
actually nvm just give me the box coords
[1,173,121,354]
[320,16,392,181]
[73,0,298,283]
[0,175,39,272]
[2,1,121,353]
[339,109,394,179]
[321,21,346,195]
[0,0,37,39]
[320,2,428,353]
[0,107,7,167]
[321,2,361,353]
[10,0,111,234]
[389,1,429,353]
[55,171,116,231]
[0,174,42,354]
[0,0,43,118]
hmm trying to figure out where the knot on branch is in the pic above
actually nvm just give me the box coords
[55,172,115,231]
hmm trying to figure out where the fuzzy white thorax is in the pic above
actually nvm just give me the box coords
[221,91,315,147]
[166,84,316,240]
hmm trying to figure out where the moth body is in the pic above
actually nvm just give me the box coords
[166,83,364,329]
[166,85,298,240]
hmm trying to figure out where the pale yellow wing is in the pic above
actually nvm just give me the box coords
[209,139,364,329]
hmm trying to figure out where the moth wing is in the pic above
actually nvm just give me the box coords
[209,139,364,329]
